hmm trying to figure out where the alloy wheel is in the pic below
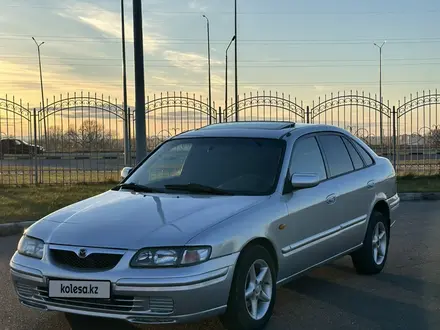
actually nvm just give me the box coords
[244,259,273,320]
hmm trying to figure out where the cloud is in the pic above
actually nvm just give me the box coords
[313,85,333,92]
[0,59,125,105]
[57,1,164,55]
[163,50,222,74]
[188,0,208,11]
[151,75,180,86]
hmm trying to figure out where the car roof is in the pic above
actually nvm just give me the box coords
[172,121,345,140]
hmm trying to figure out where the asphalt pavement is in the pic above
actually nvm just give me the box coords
[1,201,440,330]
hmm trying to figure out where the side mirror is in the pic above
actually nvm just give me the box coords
[291,173,321,189]
[120,167,133,180]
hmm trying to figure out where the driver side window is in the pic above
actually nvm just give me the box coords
[289,136,327,181]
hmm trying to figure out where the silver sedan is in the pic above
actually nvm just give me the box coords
[10,122,399,330]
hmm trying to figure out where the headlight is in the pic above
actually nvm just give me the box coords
[130,247,211,267]
[17,235,45,259]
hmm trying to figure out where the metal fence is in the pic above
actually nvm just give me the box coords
[1,89,439,185]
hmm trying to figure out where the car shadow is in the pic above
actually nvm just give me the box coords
[284,272,438,330]
[330,263,440,299]
[64,313,138,330]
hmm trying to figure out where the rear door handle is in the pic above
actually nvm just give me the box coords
[367,180,375,189]
[326,193,337,205]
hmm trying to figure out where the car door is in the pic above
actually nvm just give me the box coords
[316,133,369,252]
[280,135,344,277]
[12,139,21,154]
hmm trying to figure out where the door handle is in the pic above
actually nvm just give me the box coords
[367,180,375,189]
[326,194,337,205]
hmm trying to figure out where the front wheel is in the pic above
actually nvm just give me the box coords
[351,211,390,275]
[220,245,276,330]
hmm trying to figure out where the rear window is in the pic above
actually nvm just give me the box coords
[353,141,374,166]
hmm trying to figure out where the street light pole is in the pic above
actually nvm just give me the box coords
[133,0,147,164]
[32,37,47,143]
[121,0,130,166]
[234,0,238,122]
[202,15,212,124]
[225,36,236,122]
[374,41,386,146]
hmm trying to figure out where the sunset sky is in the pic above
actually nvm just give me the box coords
[1,0,440,107]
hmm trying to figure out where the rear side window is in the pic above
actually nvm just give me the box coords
[290,136,327,181]
[353,142,374,166]
[318,134,354,178]
[341,137,364,170]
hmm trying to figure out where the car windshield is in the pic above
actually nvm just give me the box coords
[125,137,285,195]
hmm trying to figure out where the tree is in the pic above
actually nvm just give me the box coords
[429,127,440,148]
[45,126,65,151]
[65,120,115,151]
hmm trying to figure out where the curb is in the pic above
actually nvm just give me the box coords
[399,192,440,201]
[0,192,439,238]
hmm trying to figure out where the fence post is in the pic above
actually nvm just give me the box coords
[33,108,38,185]
[306,106,310,123]
[218,106,222,123]
[392,106,397,170]
[123,104,130,166]
[127,108,132,165]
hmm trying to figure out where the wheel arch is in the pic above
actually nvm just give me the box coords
[240,237,279,275]
[372,199,391,228]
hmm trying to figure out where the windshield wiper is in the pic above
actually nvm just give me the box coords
[112,182,161,193]
[164,183,234,195]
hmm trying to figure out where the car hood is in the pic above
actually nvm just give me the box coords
[25,190,268,250]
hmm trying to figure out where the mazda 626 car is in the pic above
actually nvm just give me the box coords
[10,121,399,330]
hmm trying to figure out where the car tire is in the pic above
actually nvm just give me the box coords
[220,245,277,330]
[351,210,390,275]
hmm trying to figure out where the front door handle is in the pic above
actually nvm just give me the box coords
[326,193,337,205]
[367,180,375,189]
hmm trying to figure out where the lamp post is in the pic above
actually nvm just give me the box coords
[225,36,236,121]
[32,37,47,143]
[202,14,212,124]
[234,0,238,122]
[374,41,386,146]
[121,0,130,166]
[133,0,147,164]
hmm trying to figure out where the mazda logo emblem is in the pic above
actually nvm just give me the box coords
[78,249,87,259]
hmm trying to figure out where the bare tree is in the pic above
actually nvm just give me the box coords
[65,120,115,152]
[429,127,440,148]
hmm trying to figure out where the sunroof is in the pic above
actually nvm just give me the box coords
[199,121,295,130]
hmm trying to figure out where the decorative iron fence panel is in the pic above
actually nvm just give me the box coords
[1,89,440,185]
[35,92,127,184]
[131,92,217,153]
[396,90,440,175]
[224,91,305,123]
[0,96,34,185]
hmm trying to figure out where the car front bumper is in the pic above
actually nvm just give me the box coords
[10,250,239,325]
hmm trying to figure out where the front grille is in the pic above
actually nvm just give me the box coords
[15,283,175,314]
[149,297,174,314]
[50,249,123,271]
[15,282,145,313]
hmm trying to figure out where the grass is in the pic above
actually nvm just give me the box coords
[397,175,440,193]
[0,166,121,185]
[0,175,439,224]
[0,183,115,224]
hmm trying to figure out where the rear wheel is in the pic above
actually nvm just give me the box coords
[351,210,390,275]
[220,245,276,330]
